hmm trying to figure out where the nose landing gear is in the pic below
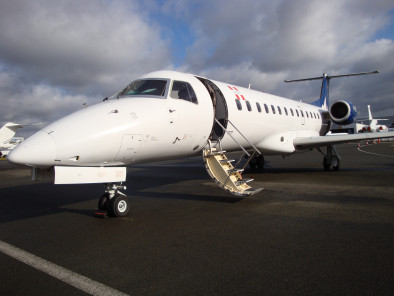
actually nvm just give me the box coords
[95,183,130,218]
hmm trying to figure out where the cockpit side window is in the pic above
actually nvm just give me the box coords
[170,81,198,104]
[119,79,167,97]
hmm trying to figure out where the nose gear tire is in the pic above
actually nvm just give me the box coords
[108,194,130,217]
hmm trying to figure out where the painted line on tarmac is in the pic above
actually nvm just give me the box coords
[0,240,129,296]
[357,145,394,158]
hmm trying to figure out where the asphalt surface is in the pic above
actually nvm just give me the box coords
[0,143,393,295]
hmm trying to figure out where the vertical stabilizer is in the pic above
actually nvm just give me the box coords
[315,74,329,109]
[0,123,23,144]
[367,105,373,121]
[284,74,330,110]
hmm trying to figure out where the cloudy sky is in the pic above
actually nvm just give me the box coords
[1,0,394,137]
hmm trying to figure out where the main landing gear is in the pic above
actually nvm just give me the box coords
[94,183,129,218]
[248,154,265,170]
[318,145,341,171]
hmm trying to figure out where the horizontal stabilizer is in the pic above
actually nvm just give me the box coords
[284,71,379,83]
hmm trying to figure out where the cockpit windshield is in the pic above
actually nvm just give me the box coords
[119,79,168,97]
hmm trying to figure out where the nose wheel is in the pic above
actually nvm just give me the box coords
[95,183,129,218]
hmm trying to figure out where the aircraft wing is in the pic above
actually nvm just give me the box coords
[356,119,390,122]
[294,131,394,149]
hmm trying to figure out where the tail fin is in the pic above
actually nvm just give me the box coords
[284,70,379,110]
[315,74,329,109]
[367,105,373,121]
[0,123,23,144]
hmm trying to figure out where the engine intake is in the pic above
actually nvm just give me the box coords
[329,100,357,125]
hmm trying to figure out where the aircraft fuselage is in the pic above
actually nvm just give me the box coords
[8,70,327,168]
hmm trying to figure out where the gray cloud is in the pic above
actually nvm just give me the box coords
[178,0,394,117]
[0,0,174,136]
[0,0,172,96]
[1,0,394,138]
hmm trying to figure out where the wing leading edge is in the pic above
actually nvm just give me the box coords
[294,132,394,149]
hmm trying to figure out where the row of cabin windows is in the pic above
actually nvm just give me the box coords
[235,99,321,120]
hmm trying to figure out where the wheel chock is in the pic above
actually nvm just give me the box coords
[94,210,108,218]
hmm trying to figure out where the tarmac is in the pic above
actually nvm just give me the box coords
[0,143,393,295]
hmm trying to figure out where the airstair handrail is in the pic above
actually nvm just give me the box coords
[214,118,261,156]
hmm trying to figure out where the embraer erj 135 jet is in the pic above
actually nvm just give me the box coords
[7,70,394,217]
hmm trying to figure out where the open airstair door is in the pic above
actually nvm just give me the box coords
[196,77,228,141]
[197,77,263,197]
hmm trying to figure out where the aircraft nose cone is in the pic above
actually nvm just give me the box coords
[7,131,56,167]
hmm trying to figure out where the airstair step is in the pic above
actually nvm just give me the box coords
[246,187,264,195]
[219,159,235,163]
[228,168,244,174]
[211,150,226,155]
[235,178,254,185]
[232,187,263,197]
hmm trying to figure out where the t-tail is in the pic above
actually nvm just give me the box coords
[284,70,379,110]
[367,105,373,122]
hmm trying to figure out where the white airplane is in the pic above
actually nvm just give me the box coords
[358,105,389,132]
[7,70,394,217]
[0,123,25,157]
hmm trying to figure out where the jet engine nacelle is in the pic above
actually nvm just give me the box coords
[329,100,357,125]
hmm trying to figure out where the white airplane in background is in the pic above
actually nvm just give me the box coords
[7,70,394,217]
[358,105,389,132]
[0,123,25,157]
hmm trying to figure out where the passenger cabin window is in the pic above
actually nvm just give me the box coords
[256,102,262,112]
[277,106,282,115]
[235,99,242,110]
[264,104,269,113]
[246,101,252,111]
[120,79,167,97]
[170,81,198,103]
[296,110,299,117]
[271,105,276,114]
[301,111,304,117]
[284,107,288,116]
[290,108,294,116]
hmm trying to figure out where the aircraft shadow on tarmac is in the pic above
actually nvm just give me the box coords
[1,155,392,223]
[0,165,242,223]
[126,165,244,203]
[0,183,102,223]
